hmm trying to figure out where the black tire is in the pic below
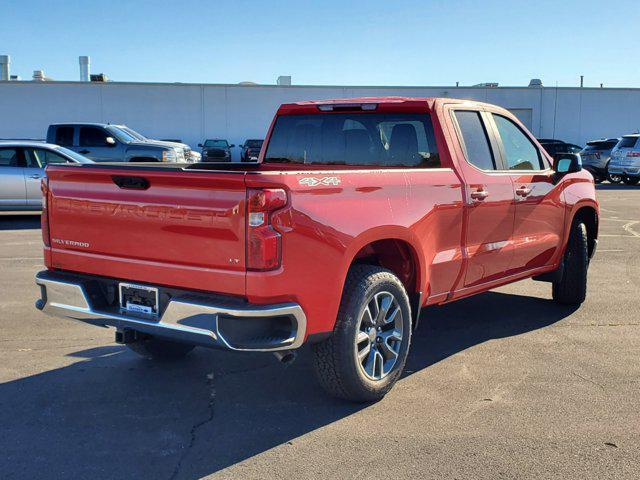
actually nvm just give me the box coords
[127,336,195,360]
[552,221,589,305]
[606,167,622,184]
[312,265,412,403]
[622,177,640,186]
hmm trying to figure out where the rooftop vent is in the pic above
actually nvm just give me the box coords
[79,56,90,82]
[32,70,51,81]
[90,73,108,82]
[473,82,499,88]
[277,75,291,86]
[528,78,543,88]
[0,55,10,81]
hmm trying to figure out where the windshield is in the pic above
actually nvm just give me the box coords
[105,126,138,143]
[55,146,93,163]
[120,126,147,141]
[204,140,229,148]
[245,140,263,148]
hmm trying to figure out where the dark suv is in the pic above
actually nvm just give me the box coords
[239,139,264,162]
[198,139,234,162]
[538,139,583,160]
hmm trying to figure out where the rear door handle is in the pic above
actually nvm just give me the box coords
[470,189,489,201]
[29,174,42,179]
[516,186,532,197]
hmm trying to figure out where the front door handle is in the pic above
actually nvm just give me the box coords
[79,150,90,154]
[516,186,532,197]
[29,174,42,179]
[470,189,489,201]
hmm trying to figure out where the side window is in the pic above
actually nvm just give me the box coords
[80,127,109,147]
[453,111,496,170]
[492,114,544,171]
[26,149,69,168]
[55,127,74,147]
[0,148,20,167]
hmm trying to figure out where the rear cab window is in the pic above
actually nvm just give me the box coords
[0,148,21,167]
[264,113,440,168]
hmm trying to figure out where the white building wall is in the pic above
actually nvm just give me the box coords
[1,81,639,161]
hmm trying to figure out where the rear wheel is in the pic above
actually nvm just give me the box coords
[127,336,195,360]
[312,265,412,402]
[607,167,622,184]
[552,221,589,305]
[622,177,640,186]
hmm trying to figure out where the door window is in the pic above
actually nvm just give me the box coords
[492,114,544,171]
[55,127,74,147]
[0,148,21,167]
[25,149,70,168]
[453,111,496,170]
[80,127,110,147]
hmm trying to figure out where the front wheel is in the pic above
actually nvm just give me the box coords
[622,177,640,186]
[312,265,412,403]
[552,221,589,305]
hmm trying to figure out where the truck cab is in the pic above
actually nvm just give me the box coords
[46,123,187,163]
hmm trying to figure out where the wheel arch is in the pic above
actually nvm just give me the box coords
[570,204,598,258]
[342,228,426,328]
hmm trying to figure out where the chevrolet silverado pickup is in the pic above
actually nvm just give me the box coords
[35,97,598,402]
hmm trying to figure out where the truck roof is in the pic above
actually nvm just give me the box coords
[277,96,491,114]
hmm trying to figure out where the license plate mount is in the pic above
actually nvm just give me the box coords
[119,283,159,317]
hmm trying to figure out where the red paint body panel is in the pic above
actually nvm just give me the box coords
[43,97,599,339]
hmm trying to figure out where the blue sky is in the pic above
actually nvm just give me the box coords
[3,0,639,87]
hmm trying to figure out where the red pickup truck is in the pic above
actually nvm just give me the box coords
[35,97,598,402]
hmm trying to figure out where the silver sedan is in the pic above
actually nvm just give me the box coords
[0,141,92,211]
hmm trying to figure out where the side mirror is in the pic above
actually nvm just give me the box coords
[554,153,582,174]
[197,143,203,147]
[105,136,116,146]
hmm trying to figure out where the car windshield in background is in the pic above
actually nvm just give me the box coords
[264,113,440,167]
[585,141,618,150]
[106,126,138,143]
[55,146,92,163]
[120,126,147,141]
[204,140,228,148]
[246,140,263,148]
[618,137,638,148]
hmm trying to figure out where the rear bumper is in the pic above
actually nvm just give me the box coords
[35,270,306,352]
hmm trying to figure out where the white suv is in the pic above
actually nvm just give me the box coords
[608,135,640,185]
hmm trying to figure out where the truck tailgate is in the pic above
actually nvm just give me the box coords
[45,166,247,296]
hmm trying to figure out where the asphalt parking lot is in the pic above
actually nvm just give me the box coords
[1,185,638,480]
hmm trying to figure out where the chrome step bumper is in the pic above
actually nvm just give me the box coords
[35,270,306,352]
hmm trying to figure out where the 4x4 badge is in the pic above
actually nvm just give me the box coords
[299,176,341,187]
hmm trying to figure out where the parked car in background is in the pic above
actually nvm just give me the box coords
[35,97,598,402]
[538,139,583,160]
[112,126,199,162]
[198,139,234,162]
[580,138,620,183]
[0,141,92,211]
[46,123,193,163]
[608,134,640,185]
[239,139,264,162]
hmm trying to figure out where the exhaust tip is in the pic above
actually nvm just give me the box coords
[273,350,297,365]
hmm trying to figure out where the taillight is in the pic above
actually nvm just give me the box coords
[41,177,50,247]
[246,188,287,271]
[627,151,640,157]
